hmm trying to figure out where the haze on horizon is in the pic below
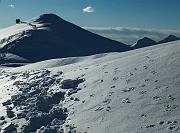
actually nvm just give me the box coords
[0,0,180,45]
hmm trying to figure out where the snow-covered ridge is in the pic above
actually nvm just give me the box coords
[0,14,131,63]
[0,20,49,41]
[0,40,180,132]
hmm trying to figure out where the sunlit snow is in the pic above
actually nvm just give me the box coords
[0,14,180,133]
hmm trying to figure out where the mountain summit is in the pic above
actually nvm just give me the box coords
[157,35,180,44]
[131,37,156,49]
[0,14,131,62]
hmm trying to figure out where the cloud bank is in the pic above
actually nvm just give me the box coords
[82,27,180,45]
[9,4,15,8]
[83,6,95,13]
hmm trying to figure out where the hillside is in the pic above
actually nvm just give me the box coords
[0,40,180,133]
[0,14,131,63]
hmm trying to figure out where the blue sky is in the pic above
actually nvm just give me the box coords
[0,0,180,45]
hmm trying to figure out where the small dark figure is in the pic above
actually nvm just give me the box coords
[16,19,21,24]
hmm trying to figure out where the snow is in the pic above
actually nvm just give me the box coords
[0,22,48,48]
[0,13,180,133]
[0,39,180,132]
[0,53,30,66]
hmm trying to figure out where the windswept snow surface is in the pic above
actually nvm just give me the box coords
[0,40,180,133]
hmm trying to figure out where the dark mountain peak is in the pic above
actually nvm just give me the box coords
[142,37,150,40]
[33,13,63,23]
[157,35,180,44]
[0,14,131,63]
[131,37,156,49]
[168,34,179,38]
[167,35,180,40]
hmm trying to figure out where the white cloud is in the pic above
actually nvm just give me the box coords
[9,4,15,8]
[83,6,95,13]
[82,26,180,45]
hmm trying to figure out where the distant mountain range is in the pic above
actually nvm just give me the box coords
[157,35,180,44]
[132,35,180,49]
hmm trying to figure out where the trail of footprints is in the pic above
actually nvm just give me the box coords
[145,120,179,132]
[0,53,179,132]
[90,55,179,132]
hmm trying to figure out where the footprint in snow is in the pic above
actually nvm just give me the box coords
[149,59,155,62]
[164,104,179,112]
[154,86,161,90]
[109,92,114,95]
[122,98,131,103]
[156,120,180,131]
[122,87,135,93]
[152,95,162,101]
[140,90,147,95]
[140,84,146,88]
[93,79,103,84]
[167,120,179,131]
[151,70,157,74]
[106,106,111,111]
[125,79,131,84]
[95,107,104,111]
[90,94,95,97]
[143,66,148,69]
[145,124,156,128]
[102,99,111,105]
[114,68,121,74]
[140,114,147,118]
[129,72,133,76]
[113,77,119,81]
[144,79,150,82]
[167,95,175,100]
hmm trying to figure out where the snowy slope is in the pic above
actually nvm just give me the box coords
[131,37,156,49]
[0,53,30,66]
[0,21,47,48]
[0,40,180,133]
[0,14,131,63]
